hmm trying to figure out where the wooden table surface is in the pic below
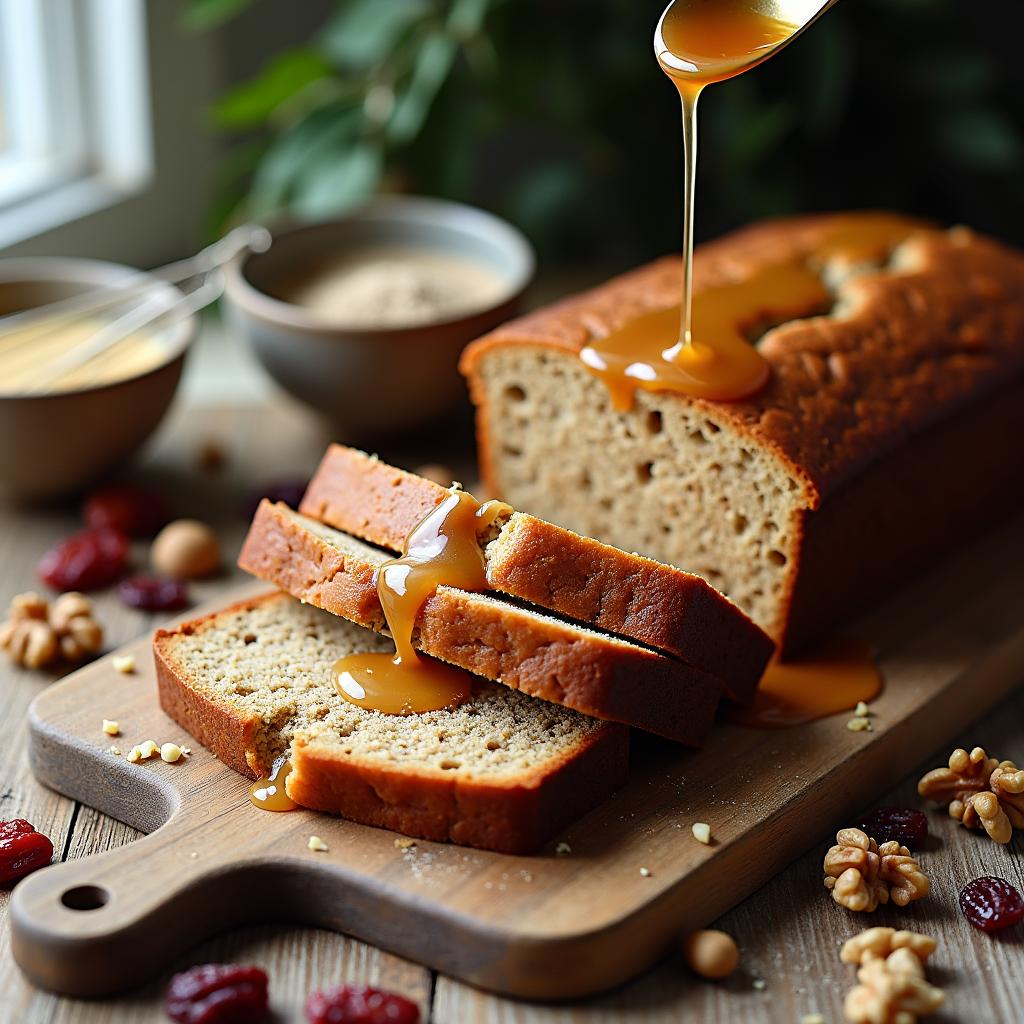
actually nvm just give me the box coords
[1,398,1021,1024]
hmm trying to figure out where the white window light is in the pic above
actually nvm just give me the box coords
[0,0,153,248]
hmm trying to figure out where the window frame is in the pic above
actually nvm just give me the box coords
[0,0,153,249]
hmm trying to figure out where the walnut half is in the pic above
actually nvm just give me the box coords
[823,828,929,912]
[844,947,944,1024]
[918,746,1024,844]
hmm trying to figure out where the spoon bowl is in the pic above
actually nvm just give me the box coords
[655,0,839,85]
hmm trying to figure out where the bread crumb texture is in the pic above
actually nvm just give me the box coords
[161,595,611,780]
[475,345,801,638]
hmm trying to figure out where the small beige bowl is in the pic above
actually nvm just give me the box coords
[0,259,196,502]
[223,196,535,437]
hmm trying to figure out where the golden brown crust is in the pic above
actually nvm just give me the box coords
[300,446,439,552]
[154,595,278,778]
[298,445,772,699]
[153,592,630,854]
[460,214,1024,504]
[783,373,1024,650]
[288,723,629,855]
[239,501,723,744]
[490,512,771,700]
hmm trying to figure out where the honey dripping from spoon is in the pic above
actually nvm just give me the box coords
[582,0,846,407]
[332,490,512,715]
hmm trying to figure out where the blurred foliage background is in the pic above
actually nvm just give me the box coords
[188,0,1024,266]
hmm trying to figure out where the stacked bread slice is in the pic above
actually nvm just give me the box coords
[156,445,772,853]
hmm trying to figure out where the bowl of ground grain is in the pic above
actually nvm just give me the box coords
[223,196,534,437]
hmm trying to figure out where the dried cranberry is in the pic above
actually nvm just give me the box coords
[118,575,190,612]
[960,876,1024,932]
[245,479,309,520]
[0,819,54,885]
[37,528,128,592]
[84,484,169,537]
[305,985,420,1024]
[165,964,269,1024]
[858,807,929,850]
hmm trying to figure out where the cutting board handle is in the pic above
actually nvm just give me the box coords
[8,812,254,997]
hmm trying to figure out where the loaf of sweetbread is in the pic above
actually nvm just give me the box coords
[461,214,1024,651]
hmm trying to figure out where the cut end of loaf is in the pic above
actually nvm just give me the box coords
[469,346,809,642]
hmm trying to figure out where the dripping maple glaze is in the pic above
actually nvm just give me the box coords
[581,0,843,406]
[332,489,512,715]
[731,637,882,728]
[249,757,297,812]
[581,211,927,409]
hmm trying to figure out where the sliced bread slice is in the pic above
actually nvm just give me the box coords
[238,500,724,745]
[154,591,628,854]
[298,445,773,701]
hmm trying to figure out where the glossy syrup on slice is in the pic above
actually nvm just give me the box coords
[332,490,512,715]
[249,756,297,812]
[729,636,882,729]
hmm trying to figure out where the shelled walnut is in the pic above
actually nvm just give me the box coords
[844,947,944,1024]
[841,928,936,967]
[918,746,1024,844]
[823,828,929,912]
[0,591,103,669]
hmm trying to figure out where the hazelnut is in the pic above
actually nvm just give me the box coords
[683,929,740,980]
[151,520,221,579]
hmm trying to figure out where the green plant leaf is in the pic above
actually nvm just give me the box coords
[319,0,433,71]
[387,30,458,145]
[447,0,491,40]
[936,108,1022,172]
[213,49,333,129]
[182,0,252,32]
[248,106,360,216]
[292,142,384,219]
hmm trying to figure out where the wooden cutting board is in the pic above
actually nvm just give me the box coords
[10,515,1024,1002]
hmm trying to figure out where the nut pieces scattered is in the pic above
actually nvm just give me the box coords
[823,828,929,912]
[918,746,1024,844]
[126,739,190,764]
[844,945,944,1024]
[0,591,103,668]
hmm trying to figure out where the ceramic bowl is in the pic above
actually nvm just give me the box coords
[0,259,197,502]
[222,195,535,437]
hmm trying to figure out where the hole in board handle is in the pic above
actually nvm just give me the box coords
[61,885,109,911]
